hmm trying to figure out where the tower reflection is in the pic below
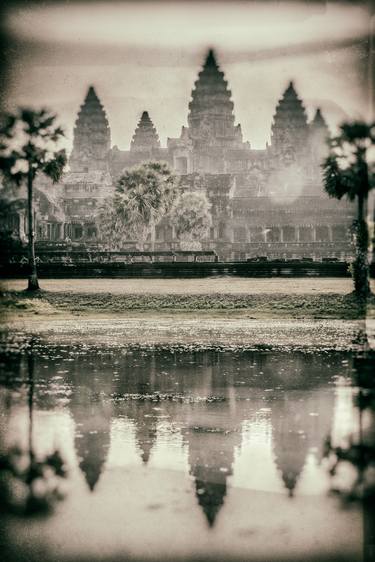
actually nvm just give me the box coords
[0,345,352,527]
[67,354,113,491]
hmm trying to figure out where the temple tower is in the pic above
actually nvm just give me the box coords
[270,81,310,165]
[187,49,243,149]
[310,108,330,163]
[69,86,111,173]
[169,48,249,174]
[130,111,161,152]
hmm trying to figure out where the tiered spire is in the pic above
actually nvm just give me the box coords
[70,85,111,172]
[271,81,309,155]
[130,111,161,152]
[311,107,328,130]
[310,108,330,144]
[310,107,330,168]
[187,49,243,146]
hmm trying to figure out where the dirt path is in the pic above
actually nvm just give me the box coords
[1,277,359,295]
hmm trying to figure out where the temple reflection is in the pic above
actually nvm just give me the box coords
[271,393,312,496]
[0,346,354,525]
[67,354,113,491]
[73,401,111,491]
[129,401,159,465]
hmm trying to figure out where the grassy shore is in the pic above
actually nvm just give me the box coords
[0,287,373,320]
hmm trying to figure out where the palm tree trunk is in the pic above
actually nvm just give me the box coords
[358,193,364,223]
[150,213,155,253]
[353,193,369,298]
[26,167,39,291]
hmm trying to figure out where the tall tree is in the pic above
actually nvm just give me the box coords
[0,109,66,291]
[170,191,212,250]
[322,121,374,298]
[99,161,179,251]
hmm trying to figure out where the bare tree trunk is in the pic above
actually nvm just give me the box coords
[358,193,364,223]
[353,193,370,298]
[26,167,40,291]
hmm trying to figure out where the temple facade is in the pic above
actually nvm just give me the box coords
[25,49,355,260]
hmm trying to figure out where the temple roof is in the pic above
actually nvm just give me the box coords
[272,81,308,125]
[189,49,232,108]
[70,85,111,172]
[85,85,100,103]
[74,86,110,132]
[270,81,309,153]
[311,108,329,131]
[204,48,218,68]
[130,111,160,151]
[186,49,244,147]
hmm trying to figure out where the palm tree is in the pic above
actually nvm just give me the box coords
[322,122,374,298]
[0,109,66,291]
[100,161,179,251]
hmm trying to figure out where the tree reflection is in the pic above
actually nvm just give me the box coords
[0,344,352,528]
[0,352,68,516]
[324,351,375,500]
[324,350,375,562]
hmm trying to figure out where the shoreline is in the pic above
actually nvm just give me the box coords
[0,314,370,353]
[1,279,374,351]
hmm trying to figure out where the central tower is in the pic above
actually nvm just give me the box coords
[187,49,243,149]
[168,49,249,174]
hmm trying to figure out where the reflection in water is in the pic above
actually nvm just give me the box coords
[325,352,375,500]
[0,343,365,560]
[272,394,310,496]
[324,351,375,562]
[73,397,111,492]
[0,352,68,515]
[69,369,112,492]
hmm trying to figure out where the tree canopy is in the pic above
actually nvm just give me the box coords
[323,122,374,203]
[99,161,179,250]
[0,108,67,290]
[0,108,66,185]
[322,121,374,297]
[170,191,212,250]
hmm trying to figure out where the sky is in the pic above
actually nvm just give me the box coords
[2,1,373,152]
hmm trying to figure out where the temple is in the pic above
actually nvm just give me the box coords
[4,48,355,260]
[167,48,249,175]
[70,85,111,173]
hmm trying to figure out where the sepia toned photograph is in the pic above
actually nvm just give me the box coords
[0,1,374,561]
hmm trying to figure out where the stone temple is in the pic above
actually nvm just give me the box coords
[4,49,355,260]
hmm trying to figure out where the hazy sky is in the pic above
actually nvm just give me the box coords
[3,1,372,152]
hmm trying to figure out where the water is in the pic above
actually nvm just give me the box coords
[0,343,367,561]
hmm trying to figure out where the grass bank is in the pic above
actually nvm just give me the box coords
[0,289,373,320]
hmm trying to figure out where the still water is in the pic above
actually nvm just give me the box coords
[0,343,367,561]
